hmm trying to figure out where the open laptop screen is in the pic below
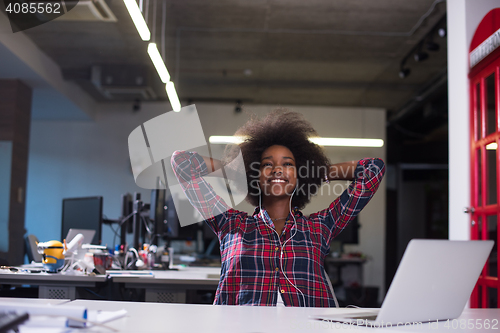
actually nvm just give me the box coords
[61,196,102,245]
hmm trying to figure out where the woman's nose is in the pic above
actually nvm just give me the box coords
[272,167,283,175]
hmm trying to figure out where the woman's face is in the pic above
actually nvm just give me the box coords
[259,145,297,198]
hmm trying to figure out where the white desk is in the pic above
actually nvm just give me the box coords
[0,297,69,305]
[108,267,220,302]
[63,299,500,333]
[108,267,220,285]
[0,270,108,299]
[0,266,220,302]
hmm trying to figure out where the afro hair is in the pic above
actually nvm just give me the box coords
[224,108,330,209]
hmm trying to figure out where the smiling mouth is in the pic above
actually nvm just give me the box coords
[270,179,287,183]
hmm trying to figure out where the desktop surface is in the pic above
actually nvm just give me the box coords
[0,298,498,332]
[0,270,107,283]
[107,266,220,285]
[66,299,499,333]
[0,266,220,302]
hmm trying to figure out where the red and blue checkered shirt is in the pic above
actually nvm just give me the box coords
[171,151,385,307]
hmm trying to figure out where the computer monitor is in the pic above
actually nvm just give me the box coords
[334,216,359,245]
[61,196,103,245]
[150,189,167,245]
[120,193,133,244]
[150,190,205,242]
[164,194,181,239]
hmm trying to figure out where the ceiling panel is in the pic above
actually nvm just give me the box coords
[10,0,447,110]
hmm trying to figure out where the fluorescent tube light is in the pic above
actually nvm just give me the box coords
[166,82,181,112]
[123,0,150,41]
[486,142,497,150]
[148,43,170,83]
[209,136,246,144]
[208,136,384,147]
[309,138,384,147]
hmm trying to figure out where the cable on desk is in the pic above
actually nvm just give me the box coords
[83,288,107,300]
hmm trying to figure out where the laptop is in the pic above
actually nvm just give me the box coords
[65,228,96,245]
[313,239,494,326]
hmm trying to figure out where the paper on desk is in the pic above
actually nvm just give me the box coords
[20,316,71,329]
[19,327,72,333]
[88,309,128,324]
[0,302,86,327]
[107,271,154,277]
[21,310,127,329]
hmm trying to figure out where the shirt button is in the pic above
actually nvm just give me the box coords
[275,267,279,272]
[281,289,285,293]
[275,247,279,251]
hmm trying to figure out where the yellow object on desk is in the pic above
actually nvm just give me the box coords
[37,240,65,272]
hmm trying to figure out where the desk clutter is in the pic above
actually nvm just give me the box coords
[22,230,216,276]
[1,250,221,303]
[1,229,221,303]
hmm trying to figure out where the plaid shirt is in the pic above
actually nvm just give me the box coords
[171,151,385,307]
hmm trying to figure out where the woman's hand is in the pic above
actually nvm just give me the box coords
[326,161,358,181]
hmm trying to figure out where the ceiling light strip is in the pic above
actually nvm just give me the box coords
[148,43,171,83]
[166,82,181,112]
[123,0,151,41]
[209,136,246,144]
[209,136,384,147]
[310,138,384,147]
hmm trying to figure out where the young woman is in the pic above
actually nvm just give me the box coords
[171,109,385,307]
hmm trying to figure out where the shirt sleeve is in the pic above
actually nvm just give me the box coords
[309,158,386,245]
[170,150,232,235]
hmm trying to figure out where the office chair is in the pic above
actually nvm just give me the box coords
[24,235,42,263]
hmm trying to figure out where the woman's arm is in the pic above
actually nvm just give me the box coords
[171,151,231,233]
[201,155,244,182]
[326,161,358,181]
[310,158,386,244]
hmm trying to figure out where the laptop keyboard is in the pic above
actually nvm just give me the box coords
[347,314,379,321]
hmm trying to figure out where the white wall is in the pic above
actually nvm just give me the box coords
[0,11,96,120]
[447,0,499,240]
[25,102,386,297]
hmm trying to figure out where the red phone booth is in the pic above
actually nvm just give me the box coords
[469,8,500,309]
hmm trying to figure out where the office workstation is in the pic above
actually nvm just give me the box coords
[1,0,500,331]
[1,188,223,302]
[0,188,372,305]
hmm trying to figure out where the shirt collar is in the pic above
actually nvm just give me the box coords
[252,206,303,218]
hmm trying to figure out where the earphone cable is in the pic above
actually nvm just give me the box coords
[259,187,307,306]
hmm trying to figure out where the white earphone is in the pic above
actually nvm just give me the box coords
[258,185,307,306]
[258,183,339,308]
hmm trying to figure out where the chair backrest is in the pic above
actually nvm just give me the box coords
[25,234,42,262]
[324,267,339,308]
